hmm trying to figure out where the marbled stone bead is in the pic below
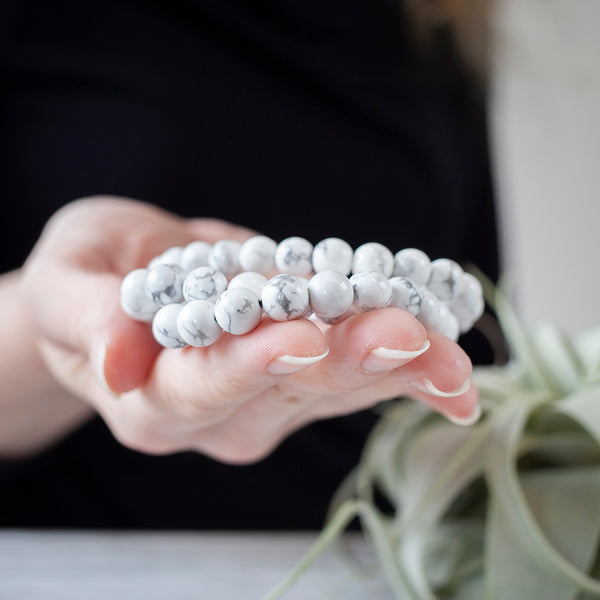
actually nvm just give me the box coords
[274,237,314,278]
[448,272,485,333]
[261,274,310,321]
[148,246,184,269]
[214,287,262,335]
[427,258,464,302]
[145,263,186,306]
[152,304,187,348]
[308,271,354,319]
[352,242,394,277]
[389,276,423,316]
[312,238,353,275]
[177,300,223,347]
[417,289,460,342]
[228,272,268,299]
[208,239,242,279]
[393,248,431,286]
[238,235,277,275]
[180,241,212,272]
[349,271,392,312]
[183,267,228,303]
[120,268,159,322]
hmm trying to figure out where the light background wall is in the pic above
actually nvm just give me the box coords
[490,0,600,334]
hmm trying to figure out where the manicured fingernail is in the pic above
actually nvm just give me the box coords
[444,404,482,426]
[93,343,120,398]
[361,339,430,373]
[412,377,471,398]
[268,348,329,375]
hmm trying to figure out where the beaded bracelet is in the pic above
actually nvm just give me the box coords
[120,236,484,349]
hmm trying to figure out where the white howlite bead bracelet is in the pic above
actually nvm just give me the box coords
[120,235,485,349]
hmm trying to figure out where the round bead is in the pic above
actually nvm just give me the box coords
[349,271,392,312]
[238,235,277,275]
[145,263,185,306]
[417,289,460,342]
[183,267,228,303]
[312,238,353,275]
[352,242,394,277]
[389,276,423,316]
[228,272,268,299]
[180,241,212,272]
[261,274,310,321]
[120,268,159,322]
[393,248,432,286]
[308,271,354,319]
[214,287,262,335]
[152,304,187,348]
[177,300,223,347]
[427,258,465,302]
[274,237,314,278]
[448,272,485,333]
[208,239,242,279]
[148,246,184,269]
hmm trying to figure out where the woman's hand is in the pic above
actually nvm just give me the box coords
[22,196,479,463]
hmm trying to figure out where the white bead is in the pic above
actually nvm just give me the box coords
[214,287,262,335]
[393,248,431,286]
[312,238,353,275]
[352,242,394,277]
[349,271,392,312]
[448,272,485,333]
[417,289,460,341]
[208,239,242,279]
[145,263,186,306]
[389,277,423,316]
[183,267,228,303]
[274,237,314,278]
[180,241,212,272]
[152,304,187,348]
[308,271,354,319]
[120,268,159,322]
[148,246,184,269]
[261,274,310,321]
[228,272,268,299]
[427,258,465,302]
[177,300,223,347]
[238,235,277,275]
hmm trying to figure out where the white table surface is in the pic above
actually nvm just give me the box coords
[0,530,394,599]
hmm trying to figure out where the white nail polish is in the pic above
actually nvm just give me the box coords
[413,377,471,398]
[362,339,430,373]
[445,404,482,426]
[268,348,329,375]
[93,343,120,398]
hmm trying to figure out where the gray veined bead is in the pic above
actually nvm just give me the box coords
[180,241,212,272]
[312,238,353,275]
[349,271,392,312]
[448,272,485,333]
[352,242,394,277]
[228,272,268,299]
[389,276,423,316]
[152,304,188,348]
[120,268,160,322]
[261,274,310,321]
[427,258,465,302]
[214,287,262,335]
[274,237,314,278]
[148,246,185,269]
[417,289,460,342]
[208,239,242,279]
[308,271,354,319]
[393,248,432,286]
[238,235,277,275]
[145,263,186,306]
[177,300,223,347]
[183,267,228,303]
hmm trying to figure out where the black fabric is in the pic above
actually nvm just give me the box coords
[0,0,499,528]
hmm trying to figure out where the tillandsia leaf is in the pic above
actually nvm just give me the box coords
[471,365,527,406]
[485,467,600,600]
[484,399,600,598]
[554,387,600,446]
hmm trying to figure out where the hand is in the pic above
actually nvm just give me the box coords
[22,196,479,463]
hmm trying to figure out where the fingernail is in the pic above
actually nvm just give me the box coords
[93,342,120,398]
[444,404,482,426]
[412,377,471,398]
[268,348,329,375]
[361,339,430,374]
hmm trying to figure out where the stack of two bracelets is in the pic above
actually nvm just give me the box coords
[119,235,485,349]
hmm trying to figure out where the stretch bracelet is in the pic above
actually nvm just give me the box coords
[120,236,484,349]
